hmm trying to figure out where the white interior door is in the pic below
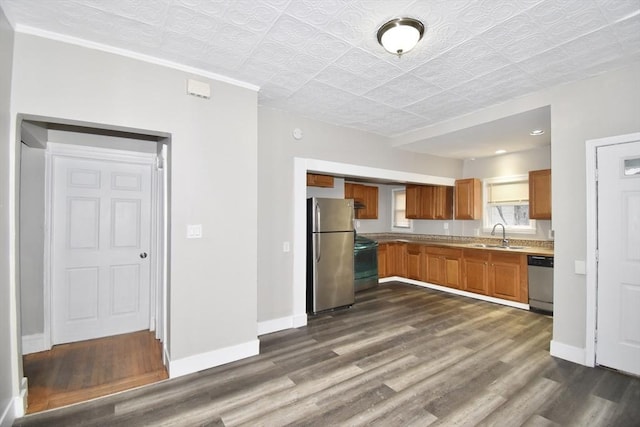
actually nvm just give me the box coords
[51,155,152,344]
[596,139,640,376]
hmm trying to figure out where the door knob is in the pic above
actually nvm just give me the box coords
[140,252,148,259]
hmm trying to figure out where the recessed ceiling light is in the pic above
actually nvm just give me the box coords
[495,149,507,155]
[530,129,545,136]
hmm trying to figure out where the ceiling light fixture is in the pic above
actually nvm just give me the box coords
[530,129,545,136]
[495,149,507,155]
[377,17,425,57]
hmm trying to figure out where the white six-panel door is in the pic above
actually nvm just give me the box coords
[51,155,152,344]
[596,140,640,376]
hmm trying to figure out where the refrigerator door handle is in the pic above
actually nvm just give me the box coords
[315,203,321,233]
[316,234,321,262]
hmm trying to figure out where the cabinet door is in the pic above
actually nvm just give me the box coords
[406,185,421,219]
[529,169,552,219]
[307,173,334,188]
[378,243,388,278]
[360,185,379,219]
[434,186,454,219]
[394,243,407,277]
[463,250,490,295]
[490,252,527,302]
[425,253,444,284]
[406,244,422,280]
[455,178,482,220]
[420,186,436,219]
[443,257,461,289]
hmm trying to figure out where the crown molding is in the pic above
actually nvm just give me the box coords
[14,24,261,92]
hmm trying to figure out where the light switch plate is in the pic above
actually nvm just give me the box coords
[187,224,202,239]
[574,260,586,275]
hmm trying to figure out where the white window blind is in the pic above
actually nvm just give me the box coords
[392,189,410,228]
[487,180,528,204]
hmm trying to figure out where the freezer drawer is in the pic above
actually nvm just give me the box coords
[308,231,355,313]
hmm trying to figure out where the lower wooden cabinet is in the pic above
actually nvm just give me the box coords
[406,244,422,280]
[424,246,462,289]
[377,242,529,304]
[378,243,388,278]
[463,249,527,302]
[377,242,407,277]
[463,249,490,295]
[387,242,407,277]
[489,252,527,302]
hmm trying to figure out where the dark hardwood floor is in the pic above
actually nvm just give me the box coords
[22,330,168,413]
[15,282,640,426]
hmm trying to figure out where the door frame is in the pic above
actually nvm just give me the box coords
[585,131,640,367]
[43,142,164,350]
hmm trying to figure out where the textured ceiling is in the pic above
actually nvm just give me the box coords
[1,0,639,158]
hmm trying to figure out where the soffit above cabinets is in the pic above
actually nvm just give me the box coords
[1,0,638,157]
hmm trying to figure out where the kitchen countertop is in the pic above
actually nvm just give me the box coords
[362,233,554,256]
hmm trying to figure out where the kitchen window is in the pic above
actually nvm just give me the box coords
[391,188,412,230]
[483,175,536,233]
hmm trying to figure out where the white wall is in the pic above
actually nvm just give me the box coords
[9,32,259,377]
[257,107,463,322]
[0,6,16,426]
[19,144,45,337]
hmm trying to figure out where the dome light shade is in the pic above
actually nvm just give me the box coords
[377,18,425,56]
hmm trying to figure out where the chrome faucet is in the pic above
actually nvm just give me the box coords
[491,223,509,247]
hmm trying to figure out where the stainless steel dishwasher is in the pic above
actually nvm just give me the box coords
[528,255,554,314]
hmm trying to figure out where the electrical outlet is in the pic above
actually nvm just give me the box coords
[443,222,449,230]
[283,241,290,252]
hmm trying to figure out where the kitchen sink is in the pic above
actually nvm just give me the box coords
[471,243,527,250]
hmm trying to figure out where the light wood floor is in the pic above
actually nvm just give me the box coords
[22,330,168,414]
[15,283,640,426]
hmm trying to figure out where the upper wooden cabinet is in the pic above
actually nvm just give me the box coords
[345,182,378,219]
[455,178,482,220]
[406,184,453,220]
[529,169,552,219]
[306,173,334,188]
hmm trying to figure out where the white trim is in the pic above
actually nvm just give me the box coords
[47,142,157,163]
[293,157,456,334]
[14,377,27,418]
[379,277,530,310]
[550,340,586,365]
[21,333,46,355]
[585,132,640,368]
[14,25,260,93]
[167,339,259,379]
[258,316,296,336]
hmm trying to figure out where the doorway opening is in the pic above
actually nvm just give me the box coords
[18,116,171,413]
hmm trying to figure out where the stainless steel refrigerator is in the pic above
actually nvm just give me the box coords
[307,197,355,314]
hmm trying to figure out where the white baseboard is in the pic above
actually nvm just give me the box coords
[167,339,259,379]
[21,333,48,355]
[380,277,530,311]
[258,316,294,336]
[550,340,587,366]
[292,313,307,328]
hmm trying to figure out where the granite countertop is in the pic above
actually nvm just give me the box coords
[362,233,554,256]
